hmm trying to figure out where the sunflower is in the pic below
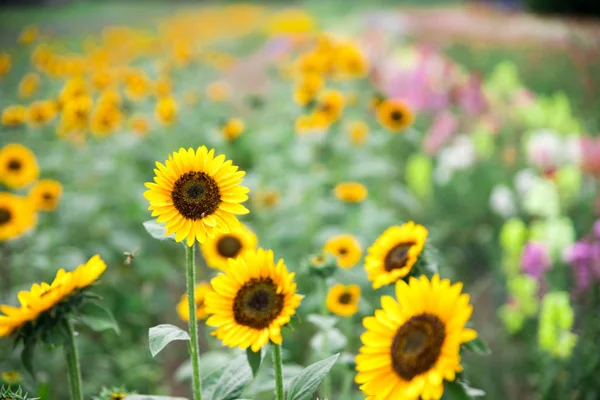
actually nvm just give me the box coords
[205,248,302,352]
[18,72,40,98]
[1,370,21,385]
[347,120,369,146]
[144,146,250,246]
[0,193,36,242]
[355,275,478,400]
[0,144,39,189]
[376,99,415,133]
[365,222,428,289]
[0,52,10,79]
[176,282,212,322]
[0,255,106,338]
[18,25,39,45]
[324,234,362,268]
[129,115,150,136]
[2,105,27,126]
[201,224,258,270]
[155,96,178,125]
[315,89,345,123]
[26,100,56,127]
[334,182,367,203]
[90,104,122,137]
[327,284,361,317]
[221,118,245,142]
[29,179,63,211]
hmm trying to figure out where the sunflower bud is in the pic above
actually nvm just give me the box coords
[306,252,337,278]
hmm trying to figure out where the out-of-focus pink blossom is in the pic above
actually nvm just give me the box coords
[423,110,458,155]
[454,73,487,115]
[521,241,551,280]
[579,136,600,177]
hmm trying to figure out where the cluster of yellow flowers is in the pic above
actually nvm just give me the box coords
[0,143,62,241]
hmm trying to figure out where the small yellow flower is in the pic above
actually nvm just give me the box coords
[293,73,323,106]
[1,370,22,385]
[155,96,178,126]
[91,68,116,91]
[295,114,314,135]
[221,118,245,141]
[90,104,122,137]
[347,120,368,145]
[0,144,39,189]
[206,81,230,102]
[334,182,367,203]
[252,189,280,209]
[176,282,212,322]
[61,95,93,132]
[97,89,122,108]
[155,75,173,97]
[377,99,415,133]
[326,284,360,317]
[129,115,150,136]
[333,42,368,79]
[0,52,11,79]
[315,89,345,123]
[124,70,151,101]
[18,72,40,98]
[59,77,89,103]
[29,180,63,212]
[18,25,40,44]
[2,105,27,127]
[27,100,56,127]
[324,234,362,268]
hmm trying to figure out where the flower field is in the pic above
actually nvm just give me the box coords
[1,2,600,400]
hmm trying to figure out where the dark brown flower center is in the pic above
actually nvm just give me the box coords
[338,247,348,255]
[390,109,403,122]
[109,394,126,400]
[171,171,221,220]
[391,313,445,380]
[233,278,284,329]
[42,192,53,201]
[384,242,415,272]
[217,235,243,258]
[7,159,22,171]
[0,207,11,225]
[338,292,352,305]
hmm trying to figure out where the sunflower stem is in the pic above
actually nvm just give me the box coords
[186,244,203,400]
[272,342,285,400]
[63,319,83,400]
[319,277,332,399]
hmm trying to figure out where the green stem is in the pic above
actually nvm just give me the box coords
[319,278,332,399]
[340,369,354,399]
[63,319,83,400]
[272,342,285,400]
[186,244,203,400]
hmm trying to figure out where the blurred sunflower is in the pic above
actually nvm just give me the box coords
[26,100,56,127]
[176,282,212,322]
[355,275,477,400]
[315,89,345,123]
[0,255,106,338]
[29,179,63,211]
[347,120,369,146]
[326,284,360,317]
[1,105,26,127]
[1,370,21,385]
[0,144,39,189]
[365,222,428,289]
[0,193,36,241]
[324,234,362,268]
[90,104,122,137]
[221,118,245,142]
[202,224,258,269]
[129,115,150,136]
[205,248,302,352]
[18,25,39,44]
[155,96,178,125]
[377,99,415,133]
[18,72,40,98]
[293,72,323,106]
[334,182,367,203]
[0,52,10,78]
[144,146,249,246]
[61,95,93,132]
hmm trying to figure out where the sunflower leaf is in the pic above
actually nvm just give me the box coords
[286,353,339,400]
[143,220,175,242]
[443,381,486,399]
[148,324,190,357]
[21,340,36,378]
[462,336,491,355]
[201,354,254,400]
[78,301,120,334]
[246,346,267,377]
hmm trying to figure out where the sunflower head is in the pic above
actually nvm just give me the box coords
[327,284,361,317]
[306,251,337,278]
[365,222,428,289]
[0,144,39,189]
[0,192,37,242]
[221,118,245,142]
[155,96,177,125]
[176,282,212,322]
[324,234,362,269]
[26,100,56,127]
[356,275,478,400]
[316,89,345,123]
[2,105,27,127]
[29,180,62,212]
[334,182,367,203]
[205,248,302,352]
[144,146,250,246]
[129,115,150,136]
[201,224,258,270]
[377,99,415,133]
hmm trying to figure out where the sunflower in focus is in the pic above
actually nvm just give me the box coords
[0,255,106,338]
[327,284,360,317]
[377,99,415,133]
[221,118,245,142]
[0,192,37,242]
[0,144,39,189]
[29,179,63,211]
[2,105,26,127]
[144,146,250,246]
[27,100,56,127]
[365,222,428,289]
[155,96,177,125]
[334,182,367,203]
[355,275,478,400]
[202,224,257,270]
[324,234,362,268]
[176,282,212,322]
[205,248,302,352]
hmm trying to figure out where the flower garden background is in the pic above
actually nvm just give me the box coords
[1,1,600,400]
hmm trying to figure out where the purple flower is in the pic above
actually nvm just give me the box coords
[521,241,551,279]
[593,220,600,240]
[564,241,593,265]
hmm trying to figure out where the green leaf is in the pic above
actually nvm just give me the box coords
[306,314,338,330]
[443,381,486,399]
[78,302,120,334]
[148,324,190,357]
[21,340,36,378]
[286,353,339,400]
[202,354,254,400]
[246,346,266,377]
[462,336,491,355]
[125,396,188,400]
[143,220,175,241]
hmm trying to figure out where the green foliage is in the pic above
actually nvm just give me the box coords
[286,354,339,400]
[148,325,190,358]
[0,386,39,400]
[201,354,256,400]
